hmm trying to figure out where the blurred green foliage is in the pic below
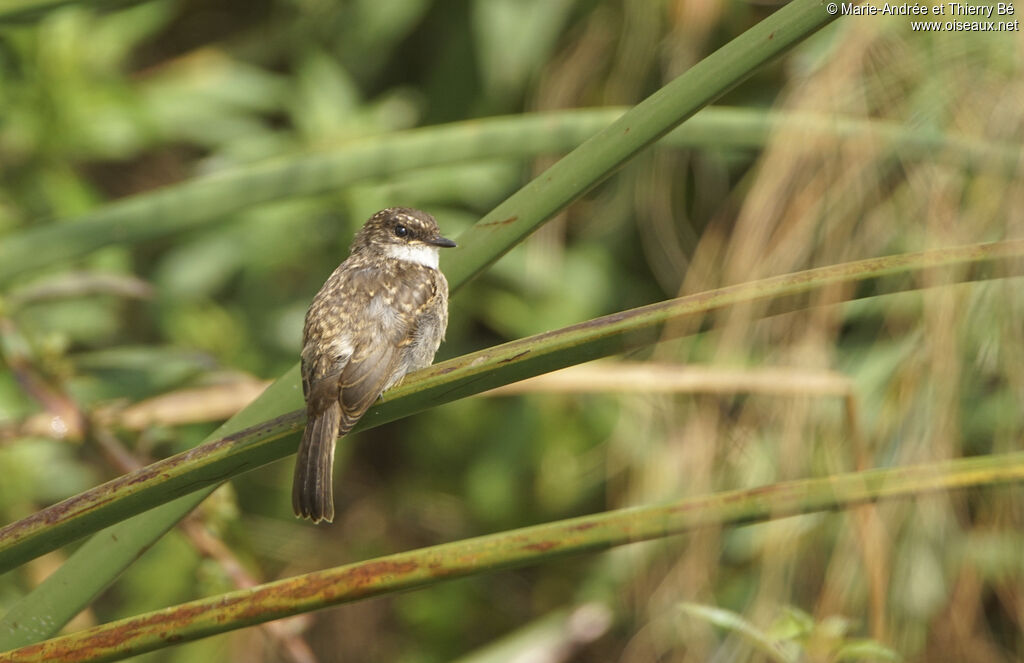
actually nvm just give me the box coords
[1,0,1023,661]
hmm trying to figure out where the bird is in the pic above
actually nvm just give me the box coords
[293,207,456,523]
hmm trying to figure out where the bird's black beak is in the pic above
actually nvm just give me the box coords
[428,235,457,248]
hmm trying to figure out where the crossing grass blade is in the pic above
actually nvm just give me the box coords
[6,451,1024,663]
[0,239,1021,578]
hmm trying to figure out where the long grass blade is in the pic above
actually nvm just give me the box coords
[0,105,1014,286]
[0,239,1020,577]
[6,451,1023,663]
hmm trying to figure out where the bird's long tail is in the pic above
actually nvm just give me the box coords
[292,402,342,523]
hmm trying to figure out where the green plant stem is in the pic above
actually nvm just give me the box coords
[0,498,193,652]
[0,105,1015,286]
[0,369,303,651]
[0,108,744,285]
[0,239,1021,578]
[0,0,145,22]
[5,451,1023,663]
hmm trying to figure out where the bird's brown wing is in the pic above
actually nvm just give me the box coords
[336,339,402,433]
[336,265,437,432]
[293,263,436,523]
[293,339,403,523]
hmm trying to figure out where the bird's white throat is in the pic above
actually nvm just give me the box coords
[383,243,440,269]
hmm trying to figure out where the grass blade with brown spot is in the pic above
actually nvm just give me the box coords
[5,451,1023,663]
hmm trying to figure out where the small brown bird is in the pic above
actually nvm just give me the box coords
[293,207,456,523]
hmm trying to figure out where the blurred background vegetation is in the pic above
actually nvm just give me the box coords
[0,0,1022,661]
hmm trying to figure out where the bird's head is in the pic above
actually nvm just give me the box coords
[351,207,456,268]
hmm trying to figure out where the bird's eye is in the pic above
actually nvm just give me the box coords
[394,224,408,238]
